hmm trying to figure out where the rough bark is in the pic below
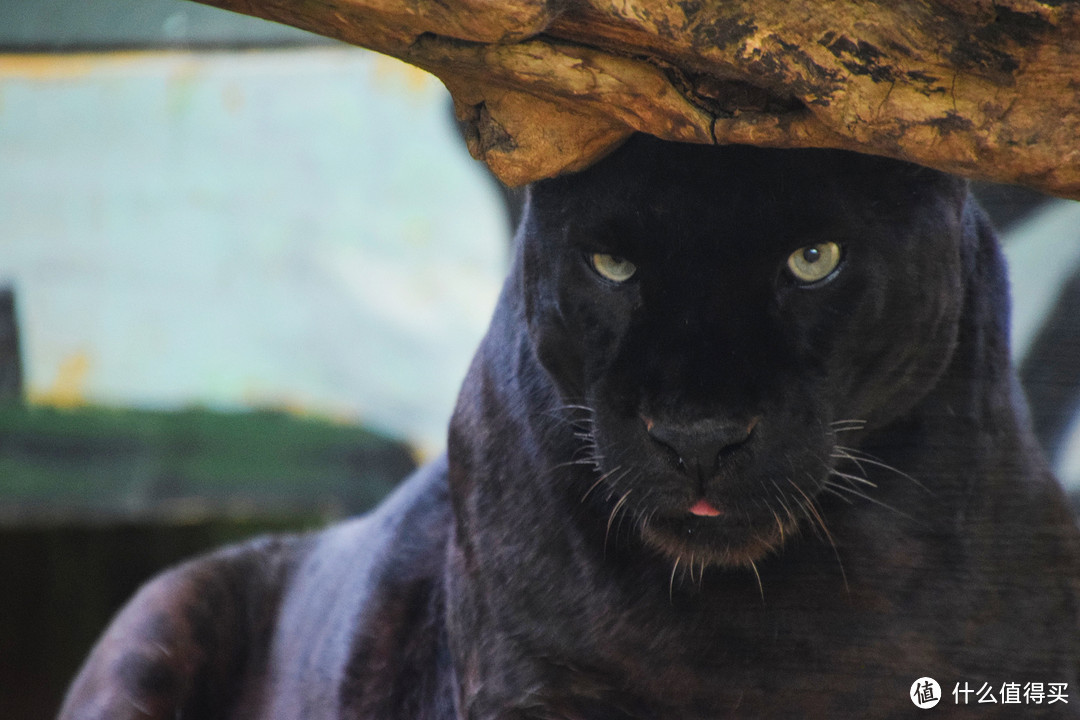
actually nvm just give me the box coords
[188,0,1080,197]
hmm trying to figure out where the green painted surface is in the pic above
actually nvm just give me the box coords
[0,403,415,522]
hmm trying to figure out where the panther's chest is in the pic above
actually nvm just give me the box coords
[451,516,1078,720]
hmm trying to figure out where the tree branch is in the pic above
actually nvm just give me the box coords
[189,0,1080,197]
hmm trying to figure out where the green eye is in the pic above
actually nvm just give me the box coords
[786,242,842,284]
[590,253,637,283]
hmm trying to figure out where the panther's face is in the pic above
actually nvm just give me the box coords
[519,137,970,569]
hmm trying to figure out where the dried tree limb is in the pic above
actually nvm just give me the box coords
[190,0,1080,197]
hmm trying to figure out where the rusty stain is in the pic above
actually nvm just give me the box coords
[28,351,92,409]
[0,52,159,81]
[372,55,438,94]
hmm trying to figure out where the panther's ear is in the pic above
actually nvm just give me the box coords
[960,195,1006,293]
[958,195,1013,373]
[58,541,289,720]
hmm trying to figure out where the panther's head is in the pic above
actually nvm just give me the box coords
[518,136,971,569]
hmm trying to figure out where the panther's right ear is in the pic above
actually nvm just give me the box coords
[515,190,544,325]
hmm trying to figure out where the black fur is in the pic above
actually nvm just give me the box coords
[60,136,1080,719]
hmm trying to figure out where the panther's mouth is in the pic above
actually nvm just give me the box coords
[640,497,799,570]
[581,406,833,569]
[644,520,785,571]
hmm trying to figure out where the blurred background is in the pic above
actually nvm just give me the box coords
[0,2,1078,717]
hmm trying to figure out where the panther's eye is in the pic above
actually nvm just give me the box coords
[786,242,842,284]
[589,253,637,283]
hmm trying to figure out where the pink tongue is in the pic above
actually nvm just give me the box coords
[689,499,723,517]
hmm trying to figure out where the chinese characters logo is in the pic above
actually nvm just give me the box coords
[911,678,941,709]
[911,678,1069,709]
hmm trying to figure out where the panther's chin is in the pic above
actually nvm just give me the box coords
[640,507,797,570]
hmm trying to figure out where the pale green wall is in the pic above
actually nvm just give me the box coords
[0,0,325,48]
[0,48,507,452]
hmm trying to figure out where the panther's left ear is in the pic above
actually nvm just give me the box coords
[958,193,1013,368]
[960,189,1000,253]
[953,175,975,206]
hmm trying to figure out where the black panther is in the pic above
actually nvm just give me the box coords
[60,136,1080,719]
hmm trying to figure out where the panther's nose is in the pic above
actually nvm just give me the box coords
[644,415,759,475]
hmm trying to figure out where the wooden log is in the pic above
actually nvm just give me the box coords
[187,0,1080,197]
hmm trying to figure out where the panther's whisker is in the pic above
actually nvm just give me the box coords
[829,419,868,433]
[789,476,844,564]
[793,476,850,592]
[616,483,647,541]
[581,471,613,504]
[792,495,821,543]
[580,466,628,503]
[551,457,601,472]
[829,469,878,489]
[830,447,871,478]
[821,485,856,505]
[834,446,932,495]
[769,508,786,543]
[538,405,597,436]
[824,480,923,526]
[770,479,801,530]
[749,560,764,601]
[638,505,658,539]
[605,490,634,555]
[669,556,681,602]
